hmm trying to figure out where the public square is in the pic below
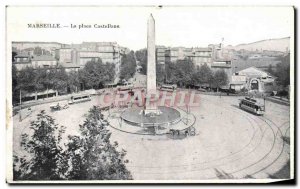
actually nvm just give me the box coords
[8,8,293,182]
[12,91,290,180]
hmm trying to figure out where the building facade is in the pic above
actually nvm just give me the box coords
[13,54,57,70]
[13,54,32,70]
[54,42,127,83]
[31,55,57,68]
[156,46,167,65]
[233,66,275,93]
[192,48,213,68]
[12,41,63,51]
[56,48,73,63]
[164,46,213,67]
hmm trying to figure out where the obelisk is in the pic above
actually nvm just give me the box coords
[145,14,160,115]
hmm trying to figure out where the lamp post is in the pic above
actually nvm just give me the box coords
[19,89,22,122]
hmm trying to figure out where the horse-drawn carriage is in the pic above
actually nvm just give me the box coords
[169,126,196,137]
[50,103,69,111]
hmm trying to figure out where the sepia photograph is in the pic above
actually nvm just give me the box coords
[6,6,294,184]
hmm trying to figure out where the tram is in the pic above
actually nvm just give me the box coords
[239,97,265,115]
[68,94,91,104]
[117,82,133,91]
[160,83,177,92]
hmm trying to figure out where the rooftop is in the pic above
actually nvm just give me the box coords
[15,54,31,58]
[32,55,56,61]
[193,47,212,52]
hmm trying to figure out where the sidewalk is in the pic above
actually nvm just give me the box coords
[13,94,71,114]
[12,89,108,113]
[265,96,290,106]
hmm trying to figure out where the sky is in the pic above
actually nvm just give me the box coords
[6,6,294,50]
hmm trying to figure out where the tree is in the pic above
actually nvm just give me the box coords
[14,66,70,99]
[62,106,132,180]
[193,64,214,86]
[274,55,290,87]
[12,64,18,104]
[120,51,137,80]
[165,61,178,84]
[212,70,228,91]
[164,58,195,87]
[67,70,80,93]
[13,107,132,180]
[34,68,48,92]
[12,51,17,62]
[267,64,274,76]
[13,110,66,180]
[175,58,195,87]
[48,67,69,94]
[135,49,147,75]
[156,63,165,84]
[16,67,37,93]
[80,59,115,89]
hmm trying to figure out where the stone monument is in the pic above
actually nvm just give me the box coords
[118,14,184,135]
[144,14,161,115]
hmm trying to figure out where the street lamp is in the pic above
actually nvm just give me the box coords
[19,89,22,122]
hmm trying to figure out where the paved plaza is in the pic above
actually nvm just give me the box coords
[12,92,290,180]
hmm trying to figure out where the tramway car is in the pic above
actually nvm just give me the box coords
[160,84,177,92]
[68,94,91,104]
[239,97,265,115]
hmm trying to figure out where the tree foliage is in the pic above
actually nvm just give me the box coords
[16,67,38,92]
[13,107,132,180]
[211,69,229,90]
[15,67,69,95]
[156,64,165,84]
[80,60,115,89]
[120,51,136,80]
[64,106,132,180]
[67,70,80,93]
[14,110,66,180]
[12,58,116,104]
[135,49,147,75]
[273,55,290,87]
[164,58,195,87]
[48,67,69,93]
[193,64,214,86]
[12,65,18,103]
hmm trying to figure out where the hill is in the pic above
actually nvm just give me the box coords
[226,37,290,52]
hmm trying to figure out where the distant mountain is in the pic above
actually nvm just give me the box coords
[226,37,290,52]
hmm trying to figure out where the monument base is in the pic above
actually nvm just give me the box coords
[121,106,181,128]
[144,109,162,116]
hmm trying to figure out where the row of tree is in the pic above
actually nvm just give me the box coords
[135,49,228,89]
[12,59,115,104]
[13,106,132,180]
[164,59,228,89]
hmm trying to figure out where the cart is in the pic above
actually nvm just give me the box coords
[169,126,196,137]
[50,103,69,111]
